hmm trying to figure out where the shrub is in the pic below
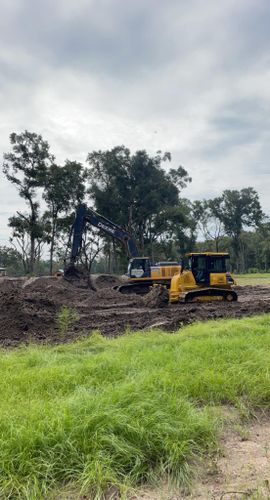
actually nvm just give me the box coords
[56,306,79,336]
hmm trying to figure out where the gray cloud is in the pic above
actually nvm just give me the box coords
[198,98,270,162]
[0,0,270,245]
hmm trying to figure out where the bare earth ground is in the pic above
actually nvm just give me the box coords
[0,275,270,347]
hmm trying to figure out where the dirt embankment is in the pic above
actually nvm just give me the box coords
[0,277,270,347]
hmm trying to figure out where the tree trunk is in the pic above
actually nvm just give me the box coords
[128,205,133,233]
[29,198,37,274]
[49,218,57,276]
[149,221,154,263]
[108,245,112,273]
[30,233,35,273]
[112,239,117,274]
[139,224,144,254]
[49,236,54,276]
[232,236,241,273]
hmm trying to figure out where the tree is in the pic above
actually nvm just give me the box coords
[43,161,86,274]
[78,227,104,288]
[0,246,24,275]
[257,221,270,271]
[143,200,196,261]
[8,212,50,273]
[168,165,192,190]
[209,188,264,271]
[2,131,54,272]
[193,200,225,252]
[127,151,190,252]
[87,146,192,267]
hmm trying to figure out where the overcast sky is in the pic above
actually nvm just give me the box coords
[1,0,270,245]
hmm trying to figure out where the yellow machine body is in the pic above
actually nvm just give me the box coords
[118,258,181,294]
[169,252,237,303]
[127,257,180,284]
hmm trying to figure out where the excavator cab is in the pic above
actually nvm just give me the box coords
[127,258,151,278]
[118,257,181,294]
[169,252,237,303]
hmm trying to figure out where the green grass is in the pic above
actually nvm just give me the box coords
[1,316,270,498]
[234,273,270,285]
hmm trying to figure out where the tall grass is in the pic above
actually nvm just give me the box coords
[1,315,270,498]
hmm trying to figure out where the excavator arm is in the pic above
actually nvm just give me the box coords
[65,204,139,277]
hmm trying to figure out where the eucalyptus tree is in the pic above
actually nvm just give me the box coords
[87,146,192,266]
[2,131,54,272]
[43,161,86,274]
[207,188,264,270]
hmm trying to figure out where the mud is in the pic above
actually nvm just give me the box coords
[0,277,270,347]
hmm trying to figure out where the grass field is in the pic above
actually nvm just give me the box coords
[234,272,270,286]
[1,315,270,498]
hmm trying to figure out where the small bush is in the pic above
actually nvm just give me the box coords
[56,306,79,336]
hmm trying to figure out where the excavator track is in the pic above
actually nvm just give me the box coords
[116,282,153,295]
[183,288,238,303]
[116,280,172,295]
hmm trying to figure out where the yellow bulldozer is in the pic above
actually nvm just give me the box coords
[169,252,237,303]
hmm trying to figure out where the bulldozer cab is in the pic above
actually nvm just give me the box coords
[128,257,151,279]
[188,253,229,285]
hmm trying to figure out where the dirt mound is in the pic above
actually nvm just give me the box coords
[0,277,143,346]
[95,274,122,289]
[0,280,270,347]
[143,286,169,308]
[0,280,58,346]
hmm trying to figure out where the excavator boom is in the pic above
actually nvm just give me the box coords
[65,204,139,278]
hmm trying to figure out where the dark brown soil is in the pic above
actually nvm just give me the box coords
[0,277,270,347]
[94,274,122,288]
[143,286,169,308]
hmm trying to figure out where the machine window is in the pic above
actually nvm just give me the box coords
[129,259,151,278]
[208,257,226,273]
[193,256,206,270]
[192,256,207,283]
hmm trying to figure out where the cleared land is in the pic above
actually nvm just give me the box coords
[0,275,270,346]
[235,273,270,286]
[1,315,270,498]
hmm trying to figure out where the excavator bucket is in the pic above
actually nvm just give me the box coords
[64,264,83,281]
[64,264,95,290]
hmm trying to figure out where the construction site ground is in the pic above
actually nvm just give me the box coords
[1,274,270,347]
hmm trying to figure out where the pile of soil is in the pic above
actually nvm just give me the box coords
[94,274,122,289]
[143,286,169,308]
[0,277,143,346]
[0,277,270,347]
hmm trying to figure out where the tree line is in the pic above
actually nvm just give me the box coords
[0,130,269,276]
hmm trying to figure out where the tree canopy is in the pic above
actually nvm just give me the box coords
[2,130,267,275]
[87,146,193,261]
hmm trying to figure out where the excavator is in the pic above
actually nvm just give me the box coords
[65,205,237,301]
[169,252,237,302]
[64,204,181,294]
